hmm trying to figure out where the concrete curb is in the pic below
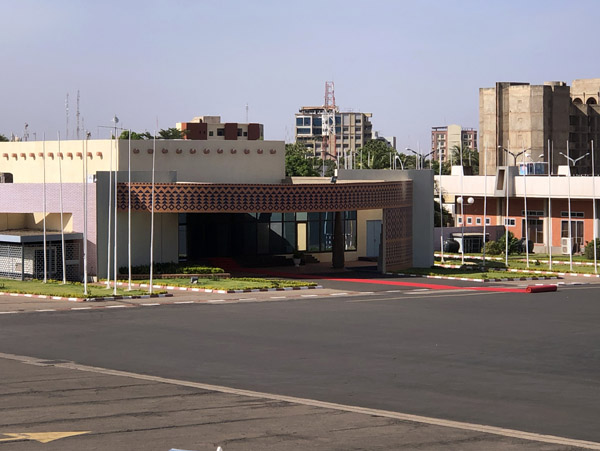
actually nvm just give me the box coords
[388,273,559,283]
[109,281,322,293]
[0,291,173,303]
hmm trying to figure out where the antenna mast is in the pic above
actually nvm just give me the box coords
[23,123,29,142]
[76,90,80,140]
[65,93,69,140]
[321,81,337,169]
[245,103,249,123]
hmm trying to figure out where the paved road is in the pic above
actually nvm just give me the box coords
[0,283,599,447]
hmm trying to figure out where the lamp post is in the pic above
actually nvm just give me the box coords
[592,140,597,274]
[406,147,421,169]
[422,150,436,170]
[457,196,474,264]
[536,146,552,269]
[498,144,530,267]
[559,147,590,272]
[438,146,444,263]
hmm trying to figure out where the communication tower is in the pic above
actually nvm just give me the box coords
[321,81,337,164]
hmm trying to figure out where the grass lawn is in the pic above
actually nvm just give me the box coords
[401,267,553,280]
[0,278,156,299]
[436,257,599,274]
[139,277,317,290]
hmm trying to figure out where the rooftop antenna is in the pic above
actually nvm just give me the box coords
[23,123,29,142]
[65,93,69,140]
[245,103,249,123]
[76,89,80,139]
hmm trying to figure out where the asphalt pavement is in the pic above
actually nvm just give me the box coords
[0,279,599,449]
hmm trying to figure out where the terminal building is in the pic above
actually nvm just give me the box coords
[0,119,432,281]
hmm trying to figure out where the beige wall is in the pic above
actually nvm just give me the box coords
[357,209,382,256]
[0,139,286,184]
[0,213,73,231]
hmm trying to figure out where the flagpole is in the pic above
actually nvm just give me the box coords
[113,133,118,295]
[83,133,89,296]
[149,132,156,294]
[58,132,66,284]
[106,132,113,288]
[482,143,488,267]
[42,134,47,283]
[592,140,597,274]
[128,130,132,290]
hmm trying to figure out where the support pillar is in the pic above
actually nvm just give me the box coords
[332,211,345,269]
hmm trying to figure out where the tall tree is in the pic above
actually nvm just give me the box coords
[357,140,396,169]
[0,134,8,142]
[450,145,479,174]
[118,130,153,140]
[158,128,186,139]
[285,143,320,177]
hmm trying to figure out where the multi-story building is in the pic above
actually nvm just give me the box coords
[431,125,477,162]
[479,79,600,175]
[294,107,373,157]
[0,118,432,281]
[176,115,263,141]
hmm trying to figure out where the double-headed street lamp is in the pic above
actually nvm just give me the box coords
[406,147,421,169]
[497,144,531,267]
[559,148,589,271]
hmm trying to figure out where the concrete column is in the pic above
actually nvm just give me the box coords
[332,211,345,269]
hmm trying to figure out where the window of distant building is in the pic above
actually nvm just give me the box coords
[297,128,311,135]
[476,217,482,225]
[209,131,214,137]
[217,128,224,136]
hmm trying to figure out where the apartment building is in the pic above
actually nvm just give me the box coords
[431,125,477,162]
[294,107,373,157]
[479,79,600,175]
[177,115,263,141]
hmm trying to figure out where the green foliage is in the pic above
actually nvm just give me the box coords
[119,130,153,140]
[158,128,186,139]
[0,134,8,142]
[483,240,504,255]
[431,159,452,175]
[285,143,320,177]
[450,145,479,174]
[497,231,520,255]
[584,238,600,259]
[434,200,454,227]
[120,262,224,275]
[357,140,396,169]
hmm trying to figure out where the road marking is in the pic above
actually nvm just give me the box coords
[239,298,256,301]
[141,303,160,306]
[270,296,286,299]
[0,311,18,315]
[330,292,348,296]
[35,309,56,312]
[106,305,126,309]
[71,307,92,310]
[301,294,318,297]
[348,291,495,303]
[0,431,90,443]
[385,290,402,293]
[1,351,598,450]
[207,299,225,303]
[174,301,195,304]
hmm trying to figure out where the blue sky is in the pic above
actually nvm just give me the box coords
[2,0,598,152]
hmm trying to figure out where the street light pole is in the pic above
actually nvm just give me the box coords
[592,140,598,274]
[559,146,590,272]
[439,147,444,263]
[498,143,530,268]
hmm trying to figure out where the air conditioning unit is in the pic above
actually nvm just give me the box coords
[561,237,574,255]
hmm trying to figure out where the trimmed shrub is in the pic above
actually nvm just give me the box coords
[483,240,503,255]
[584,238,600,259]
